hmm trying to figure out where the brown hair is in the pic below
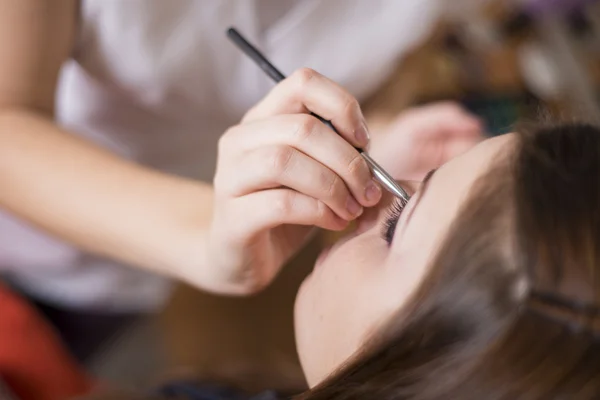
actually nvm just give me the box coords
[299,123,600,399]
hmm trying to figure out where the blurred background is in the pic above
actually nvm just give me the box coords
[363,0,600,132]
[10,0,600,396]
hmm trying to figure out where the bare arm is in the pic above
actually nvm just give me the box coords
[0,1,212,284]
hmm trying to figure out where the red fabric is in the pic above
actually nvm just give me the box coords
[0,283,93,399]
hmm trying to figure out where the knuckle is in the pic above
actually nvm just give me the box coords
[271,191,295,217]
[322,171,343,200]
[293,114,319,142]
[214,175,237,199]
[218,125,243,155]
[316,200,329,221]
[269,145,295,175]
[347,152,369,178]
[293,67,318,88]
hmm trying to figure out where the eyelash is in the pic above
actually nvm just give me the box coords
[381,198,408,245]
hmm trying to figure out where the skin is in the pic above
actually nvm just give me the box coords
[211,71,483,294]
[0,1,481,296]
[294,133,515,386]
[0,0,216,289]
[0,1,377,295]
[0,3,483,391]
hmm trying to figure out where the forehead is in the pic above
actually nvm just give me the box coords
[390,134,515,264]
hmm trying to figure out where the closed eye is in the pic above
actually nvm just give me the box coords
[380,169,437,246]
[381,198,407,245]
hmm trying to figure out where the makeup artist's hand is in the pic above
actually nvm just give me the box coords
[369,102,483,182]
[206,68,382,295]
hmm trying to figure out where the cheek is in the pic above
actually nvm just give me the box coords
[294,234,389,384]
[301,234,386,311]
[295,242,370,339]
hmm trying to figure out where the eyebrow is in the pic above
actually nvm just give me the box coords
[404,169,437,226]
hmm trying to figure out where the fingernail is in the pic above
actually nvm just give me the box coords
[365,181,382,202]
[346,196,363,217]
[356,123,370,147]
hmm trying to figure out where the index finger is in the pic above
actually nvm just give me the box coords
[243,68,370,148]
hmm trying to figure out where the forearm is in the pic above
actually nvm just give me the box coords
[0,108,212,280]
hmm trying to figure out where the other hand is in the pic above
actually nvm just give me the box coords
[369,102,484,184]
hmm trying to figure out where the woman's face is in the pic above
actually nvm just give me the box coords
[294,134,514,386]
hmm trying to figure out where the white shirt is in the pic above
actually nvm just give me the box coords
[0,0,441,312]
